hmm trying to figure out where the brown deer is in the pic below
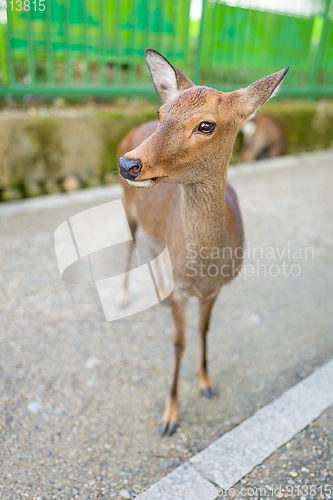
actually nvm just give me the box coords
[117,49,289,436]
[241,113,287,161]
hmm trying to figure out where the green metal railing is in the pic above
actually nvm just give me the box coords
[195,0,333,97]
[0,0,191,97]
[0,0,332,98]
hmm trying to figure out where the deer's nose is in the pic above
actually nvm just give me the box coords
[119,156,142,181]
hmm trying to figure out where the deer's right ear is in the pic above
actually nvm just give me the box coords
[238,66,289,120]
[145,49,195,103]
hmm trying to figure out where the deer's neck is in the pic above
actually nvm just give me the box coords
[180,176,230,252]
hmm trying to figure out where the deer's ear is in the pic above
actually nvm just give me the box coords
[145,49,195,103]
[238,66,289,120]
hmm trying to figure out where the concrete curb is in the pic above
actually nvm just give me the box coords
[0,184,123,217]
[227,148,333,178]
[1,149,332,217]
[136,359,333,499]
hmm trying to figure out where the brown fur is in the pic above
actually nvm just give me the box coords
[117,50,289,436]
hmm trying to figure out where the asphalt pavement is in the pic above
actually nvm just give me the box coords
[0,152,332,499]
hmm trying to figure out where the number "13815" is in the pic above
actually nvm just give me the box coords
[1,0,46,11]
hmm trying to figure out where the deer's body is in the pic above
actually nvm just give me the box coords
[118,119,244,300]
[118,50,289,436]
[241,113,287,162]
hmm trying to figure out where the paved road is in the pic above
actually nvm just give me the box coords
[0,153,332,499]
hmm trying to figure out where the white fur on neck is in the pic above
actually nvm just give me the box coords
[127,178,155,188]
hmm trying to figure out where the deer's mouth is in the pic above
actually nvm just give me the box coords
[127,178,156,188]
[127,175,166,188]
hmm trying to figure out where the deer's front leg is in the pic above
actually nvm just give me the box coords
[159,295,187,437]
[197,297,219,399]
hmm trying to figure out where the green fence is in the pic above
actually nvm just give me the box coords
[0,0,332,98]
[196,0,333,97]
[0,0,191,97]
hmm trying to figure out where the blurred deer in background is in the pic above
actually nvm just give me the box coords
[240,113,287,162]
[118,49,289,436]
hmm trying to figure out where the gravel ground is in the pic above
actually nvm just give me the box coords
[0,159,332,499]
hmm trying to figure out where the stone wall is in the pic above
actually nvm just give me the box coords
[0,99,333,201]
[0,100,157,200]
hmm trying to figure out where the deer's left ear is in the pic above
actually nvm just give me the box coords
[145,49,195,103]
[238,66,289,120]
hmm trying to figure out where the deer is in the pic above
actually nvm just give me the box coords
[240,113,287,162]
[117,49,289,436]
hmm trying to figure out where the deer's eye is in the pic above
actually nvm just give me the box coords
[198,122,216,134]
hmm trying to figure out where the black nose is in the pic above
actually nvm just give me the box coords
[119,156,142,181]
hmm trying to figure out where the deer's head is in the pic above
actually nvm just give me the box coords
[119,50,289,188]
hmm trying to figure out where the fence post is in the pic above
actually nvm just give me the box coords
[46,0,55,85]
[0,8,8,84]
[194,0,207,85]
[309,0,332,96]
[4,6,15,85]
[27,9,36,85]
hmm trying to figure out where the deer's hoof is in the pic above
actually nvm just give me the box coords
[200,386,219,399]
[159,420,178,437]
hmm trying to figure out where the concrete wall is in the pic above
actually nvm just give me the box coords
[0,107,157,188]
[0,99,333,201]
